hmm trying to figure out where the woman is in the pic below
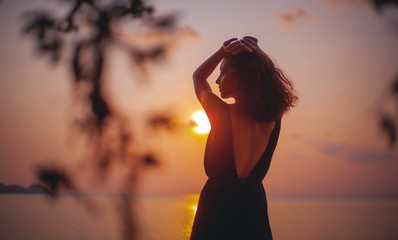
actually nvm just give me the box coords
[190,36,298,240]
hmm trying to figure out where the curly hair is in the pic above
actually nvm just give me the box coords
[224,52,298,122]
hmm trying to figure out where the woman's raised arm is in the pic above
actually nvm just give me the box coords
[192,47,224,101]
[192,38,240,102]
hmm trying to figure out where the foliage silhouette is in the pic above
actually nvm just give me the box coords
[22,0,181,239]
[371,0,398,12]
[369,0,398,148]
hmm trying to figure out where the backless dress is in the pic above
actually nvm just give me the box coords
[190,102,281,240]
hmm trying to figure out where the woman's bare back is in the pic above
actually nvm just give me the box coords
[229,105,275,179]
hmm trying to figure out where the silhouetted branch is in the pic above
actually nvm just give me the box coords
[368,1,398,148]
[380,114,397,146]
[371,0,398,12]
[23,13,63,63]
[148,114,178,131]
[141,154,159,166]
[36,167,75,196]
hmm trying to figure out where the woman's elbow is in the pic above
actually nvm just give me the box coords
[193,69,207,81]
[192,70,200,81]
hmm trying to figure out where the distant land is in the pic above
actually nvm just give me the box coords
[0,183,50,194]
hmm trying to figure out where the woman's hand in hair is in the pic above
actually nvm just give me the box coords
[242,36,270,62]
[223,36,259,55]
[241,36,258,53]
[223,38,251,55]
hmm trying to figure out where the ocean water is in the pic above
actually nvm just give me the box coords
[0,194,397,240]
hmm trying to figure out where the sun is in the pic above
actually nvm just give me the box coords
[190,110,211,134]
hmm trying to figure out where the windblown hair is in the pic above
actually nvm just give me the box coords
[224,52,298,122]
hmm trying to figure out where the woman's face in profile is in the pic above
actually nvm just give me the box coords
[216,60,239,99]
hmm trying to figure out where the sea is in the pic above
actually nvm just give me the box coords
[0,194,397,240]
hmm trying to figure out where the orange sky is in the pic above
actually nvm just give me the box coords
[0,0,397,196]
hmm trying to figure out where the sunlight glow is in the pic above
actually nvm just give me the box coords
[192,205,198,214]
[191,110,211,134]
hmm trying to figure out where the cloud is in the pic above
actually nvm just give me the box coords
[348,149,396,162]
[323,0,369,8]
[289,151,306,160]
[274,7,311,28]
[307,138,397,162]
[175,25,201,39]
[310,139,349,155]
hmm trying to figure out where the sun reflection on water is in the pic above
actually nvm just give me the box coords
[182,194,199,238]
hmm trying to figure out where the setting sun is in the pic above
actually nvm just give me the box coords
[190,110,211,134]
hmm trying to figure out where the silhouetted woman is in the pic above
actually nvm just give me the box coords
[190,36,298,240]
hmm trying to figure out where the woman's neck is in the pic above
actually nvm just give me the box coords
[229,102,252,120]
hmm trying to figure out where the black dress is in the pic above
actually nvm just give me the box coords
[190,102,281,240]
